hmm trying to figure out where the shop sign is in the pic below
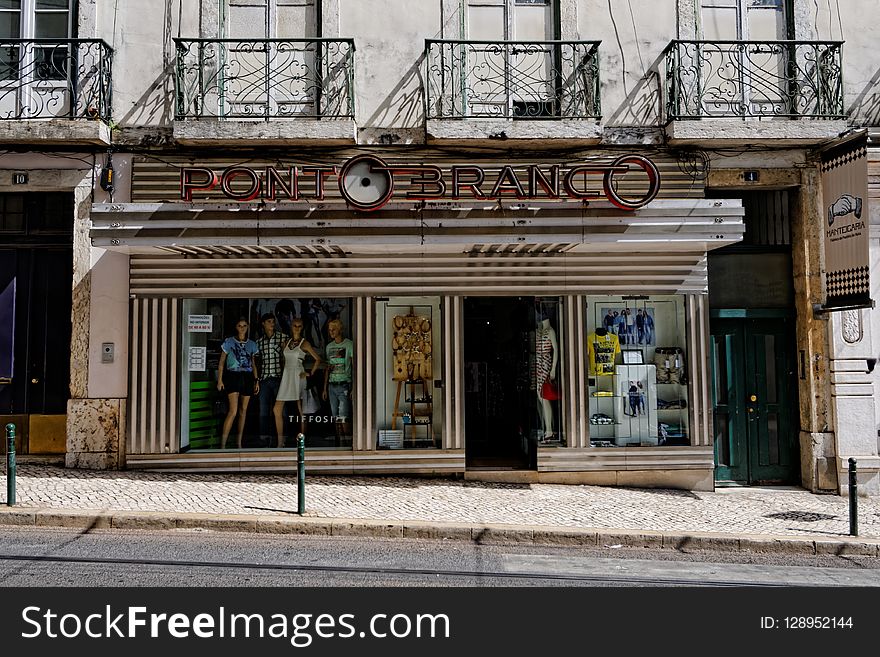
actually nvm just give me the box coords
[179,154,661,212]
[820,133,872,311]
[187,314,213,333]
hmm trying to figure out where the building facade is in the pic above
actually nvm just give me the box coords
[1,0,878,494]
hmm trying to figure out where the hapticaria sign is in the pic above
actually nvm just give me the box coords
[179,154,661,211]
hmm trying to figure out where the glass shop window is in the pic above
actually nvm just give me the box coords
[374,297,444,450]
[181,297,354,451]
[585,296,690,448]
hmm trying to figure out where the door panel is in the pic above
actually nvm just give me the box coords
[0,193,73,421]
[745,319,795,482]
[711,320,747,482]
[711,316,797,485]
[0,248,71,416]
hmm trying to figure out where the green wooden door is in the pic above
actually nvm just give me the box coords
[711,317,798,485]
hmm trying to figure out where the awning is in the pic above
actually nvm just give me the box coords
[91,199,744,296]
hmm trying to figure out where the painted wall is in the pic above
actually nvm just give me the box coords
[339,0,440,139]
[577,0,676,130]
[87,0,880,134]
[794,0,880,128]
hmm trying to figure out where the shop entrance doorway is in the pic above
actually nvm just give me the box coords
[0,193,73,456]
[463,297,537,469]
[710,315,799,485]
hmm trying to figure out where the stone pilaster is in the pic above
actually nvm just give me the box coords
[65,399,126,470]
[66,166,126,471]
[791,165,836,492]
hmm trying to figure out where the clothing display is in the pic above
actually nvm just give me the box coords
[326,338,354,384]
[256,331,289,379]
[533,325,554,392]
[587,331,620,376]
[220,337,259,372]
[654,347,686,384]
[590,413,614,425]
[276,338,306,402]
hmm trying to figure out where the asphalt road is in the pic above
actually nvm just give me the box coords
[0,526,878,587]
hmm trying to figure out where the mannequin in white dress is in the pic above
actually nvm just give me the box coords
[273,318,322,447]
[534,314,558,442]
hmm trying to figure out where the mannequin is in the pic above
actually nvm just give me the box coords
[274,317,322,447]
[217,318,260,449]
[323,318,354,443]
[535,314,559,442]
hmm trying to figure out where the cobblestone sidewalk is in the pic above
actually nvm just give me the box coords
[2,465,879,539]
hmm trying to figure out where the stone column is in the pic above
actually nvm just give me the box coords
[65,163,130,471]
[791,165,836,492]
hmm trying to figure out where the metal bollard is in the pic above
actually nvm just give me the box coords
[848,457,858,536]
[297,433,306,515]
[5,423,15,507]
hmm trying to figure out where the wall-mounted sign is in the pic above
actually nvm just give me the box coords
[187,314,213,332]
[179,154,661,212]
[820,133,871,311]
[12,172,27,185]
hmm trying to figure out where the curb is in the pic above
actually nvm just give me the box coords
[1,507,878,557]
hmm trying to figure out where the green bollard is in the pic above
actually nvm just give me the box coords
[297,433,305,515]
[5,423,15,507]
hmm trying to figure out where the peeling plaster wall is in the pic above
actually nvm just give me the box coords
[340,0,440,140]
[794,0,880,128]
[99,1,880,135]
[578,0,676,128]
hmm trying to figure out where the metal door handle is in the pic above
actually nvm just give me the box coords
[31,378,39,384]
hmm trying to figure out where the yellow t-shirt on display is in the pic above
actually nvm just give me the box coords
[587,332,620,376]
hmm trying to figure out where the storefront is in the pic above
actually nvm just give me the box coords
[90,148,744,490]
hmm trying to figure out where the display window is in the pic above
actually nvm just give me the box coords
[181,297,354,451]
[374,297,444,449]
[585,296,689,447]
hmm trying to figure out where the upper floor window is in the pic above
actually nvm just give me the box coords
[0,0,73,40]
[700,0,786,41]
[222,0,317,39]
[465,0,556,41]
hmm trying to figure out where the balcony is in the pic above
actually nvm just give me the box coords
[663,40,847,145]
[173,38,356,145]
[425,40,602,143]
[0,39,112,146]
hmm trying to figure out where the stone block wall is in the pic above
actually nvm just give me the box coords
[65,399,126,470]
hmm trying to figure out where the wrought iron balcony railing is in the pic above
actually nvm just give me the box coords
[0,39,112,121]
[174,38,355,120]
[425,40,601,119]
[664,40,844,120]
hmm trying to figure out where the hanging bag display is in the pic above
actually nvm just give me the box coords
[541,379,560,401]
